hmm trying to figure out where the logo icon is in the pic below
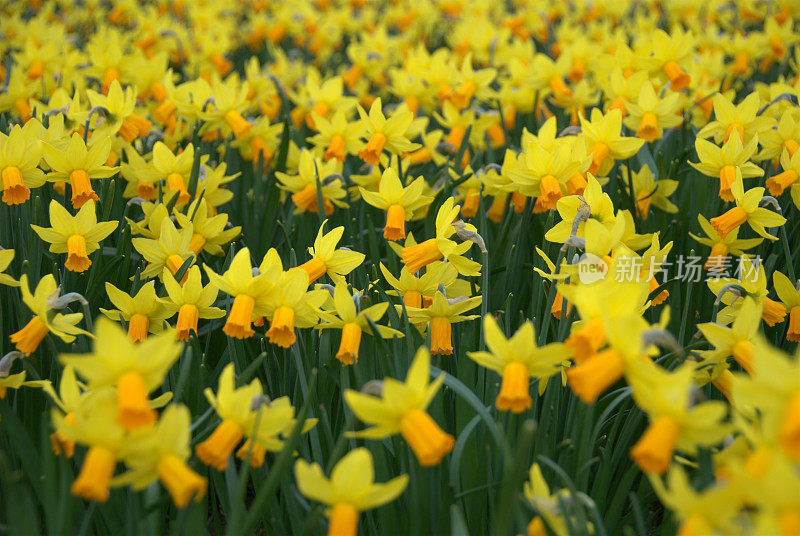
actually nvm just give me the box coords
[576,253,609,284]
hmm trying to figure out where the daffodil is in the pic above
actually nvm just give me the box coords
[689,132,763,202]
[0,121,45,205]
[100,281,172,342]
[772,271,800,342]
[697,92,775,145]
[276,149,348,215]
[579,108,644,176]
[357,98,419,165]
[175,198,240,256]
[708,179,786,240]
[160,266,224,342]
[42,132,119,208]
[61,318,182,431]
[132,218,195,281]
[468,315,569,412]
[404,290,481,356]
[308,109,364,162]
[53,387,125,502]
[698,297,762,374]
[204,248,281,339]
[624,82,684,143]
[31,200,117,273]
[400,198,482,276]
[201,78,252,139]
[10,274,88,357]
[86,80,152,143]
[295,448,408,536]
[767,147,800,197]
[114,405,207,508]
[545,173,616,245]
[620,164,678,219]
[316,284,403,365]
[646,28,694,91]
[195,363,262,470]
[151,141,196,205]
[689,214,763,270]
[707,256,786,326]
[344,347,455,466]
[359,167,432,240]
[297,221,365,284]
[236,396,317,468]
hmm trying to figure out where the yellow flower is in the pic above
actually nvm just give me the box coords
[404,290,481,356]
[359,167,432,240]
[201,78,252,139]
[151,142,196,205]
[160,266,225,342]
[115,405,206,508]
[195,363,262,470]
[276,149,348,215]
[31,200,117,273]
[86,80,152,143]
[620,165,678,219]
[624,82,684,143]
[0,121,45,205]
[316,284,403,365]
[767,146,800,197]
[357,97,420,165]
[297,221,365,284]
[11,274,88,356]
[61,318,182,431]
[175,198,241,256]
[344,347,455,466]
[261,261,327,348]
[698,297,761,373]
[698,92,775,145]
[132,218,195,281]
[308,109,365,162]
[204,248,281,339]
[100,281,172,342]
[295,448,408,536]
[54,387,125,503]
[689,132,763,202]
[689,214,763,270]
[42,132,119,208]
[708,179,786,240]
[468,315,570,412]
[707,256,786,326]
[579,108,644,176]
[772,271,800,342]
[401,198,482,276]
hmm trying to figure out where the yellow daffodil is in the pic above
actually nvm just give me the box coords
[344,347,455,466]
[308,109,364,162]
[295,448,408,536]
[357,98,419,165]
[468,315,570,412]
[42,132,119,208]
[359,167,432,240]
[401,198,482,276]
[579,108,644,176]
[698,92,775,145]
[620,165,678,219]
[624,82,684,142]
[316,284,403,365]
[132,218,195,281]
[151,141,196,205]
[0,121,45,205]
[86,80,152,143]
[297,221,365,284]
[276,149,348,215]
[689,214,763,270]
[767,147,800,197]
[61,318,182,431]
[11,274,88,356]
[709,179,786,240]
[175,198,241,256]
[0,249,19,287]
[31,200,117,273]
[689,132,763,202]
[160,266,224,342]
[114,405,207,508]
[404,290,481,356]
[100,281,172,342]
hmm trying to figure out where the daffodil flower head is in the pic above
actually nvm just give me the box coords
[709,179,786,241]
[196,363,263,470]
[160,266,225,341]
[11,274,88,356]
[404,290,481,355]
[0,248,19,287]
[42,132,119,209]
[175,198,241,256]
[357,97,420,165]
[295,447,408,536]
[689,132,763,202]
[468,315,570,412]
[401,197,482,276]
[344,347,454,466]
[359,166,432,240]
[236,396,317,468]
[100,281,172,342]
[132,217,195,281]
[0,121,45,205]
[32,200,117,273]
[316,283,403,365]
[60,318,182,431]
[115,404,207,508]
[298,220,365,284]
